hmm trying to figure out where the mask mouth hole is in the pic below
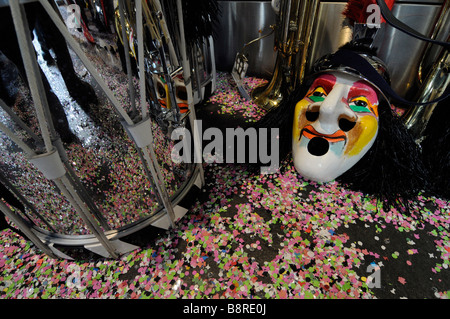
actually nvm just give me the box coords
[307,137,329,156]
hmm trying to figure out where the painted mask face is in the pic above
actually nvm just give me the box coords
[173,75,189,114]
[153,74,189,114]
[292,72,380,182]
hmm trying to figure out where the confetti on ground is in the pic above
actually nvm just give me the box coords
[1,31,449,300]
[1,157,449,299]
[207,73,268,123]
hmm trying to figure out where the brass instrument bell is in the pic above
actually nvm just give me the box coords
[252,0,320,111]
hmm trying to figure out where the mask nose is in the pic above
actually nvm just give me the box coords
[315,84,355,134]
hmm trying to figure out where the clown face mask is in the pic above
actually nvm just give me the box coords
[153,74,189,114]
[292,72,380,182]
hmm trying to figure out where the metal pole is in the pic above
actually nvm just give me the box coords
[142,146,176,227]
[143,0,180,124]
[0,170,57,233]
[0,99,42,144]
[9,0,53,152]
[0,121,35,156]
[121,0,178,226]
[0,201,58,258]
[52,139,111,231]
[54,177,118,258]
[63,161,111,230]
[135,147,162,202]
[38,0,134,125]
[11,0,112,233]
[176,0,205,184]
[136,0,148,119]
[41,0,178,229]
[117,0,138,116]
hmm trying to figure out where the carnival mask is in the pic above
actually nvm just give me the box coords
[292,72,380,182]
[154,74,189,114]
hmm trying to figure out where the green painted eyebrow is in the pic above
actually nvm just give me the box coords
[349,104,371,113]
[308,95,325,103]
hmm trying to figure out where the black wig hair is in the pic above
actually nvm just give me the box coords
[420,101,450,200]
[337,99,428,210]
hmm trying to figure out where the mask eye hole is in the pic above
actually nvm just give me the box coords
[305,104,320,122]
[176,86,188,101]
[313,91,324,97]
[339,117,356,132]
[157,82,166,98]
[305,103,320,122]
[307,86,327,102]
[349,97,371,113]
[306,111,319,122]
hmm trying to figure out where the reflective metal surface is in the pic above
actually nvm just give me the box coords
[403,49,449,141]
[308,1,444,99]
[402,0,450,142]
[215,1,446,98]
[374,3,443,98]
[0,0,205,259]
[251,0,320,110]
[214,1,277,78]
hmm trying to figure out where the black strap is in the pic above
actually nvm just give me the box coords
[376,0,450,50]
[330,49,450,106]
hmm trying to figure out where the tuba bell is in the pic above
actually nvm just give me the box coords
[252,0,320,111]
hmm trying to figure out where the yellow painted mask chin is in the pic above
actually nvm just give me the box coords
[292,72,379,183]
